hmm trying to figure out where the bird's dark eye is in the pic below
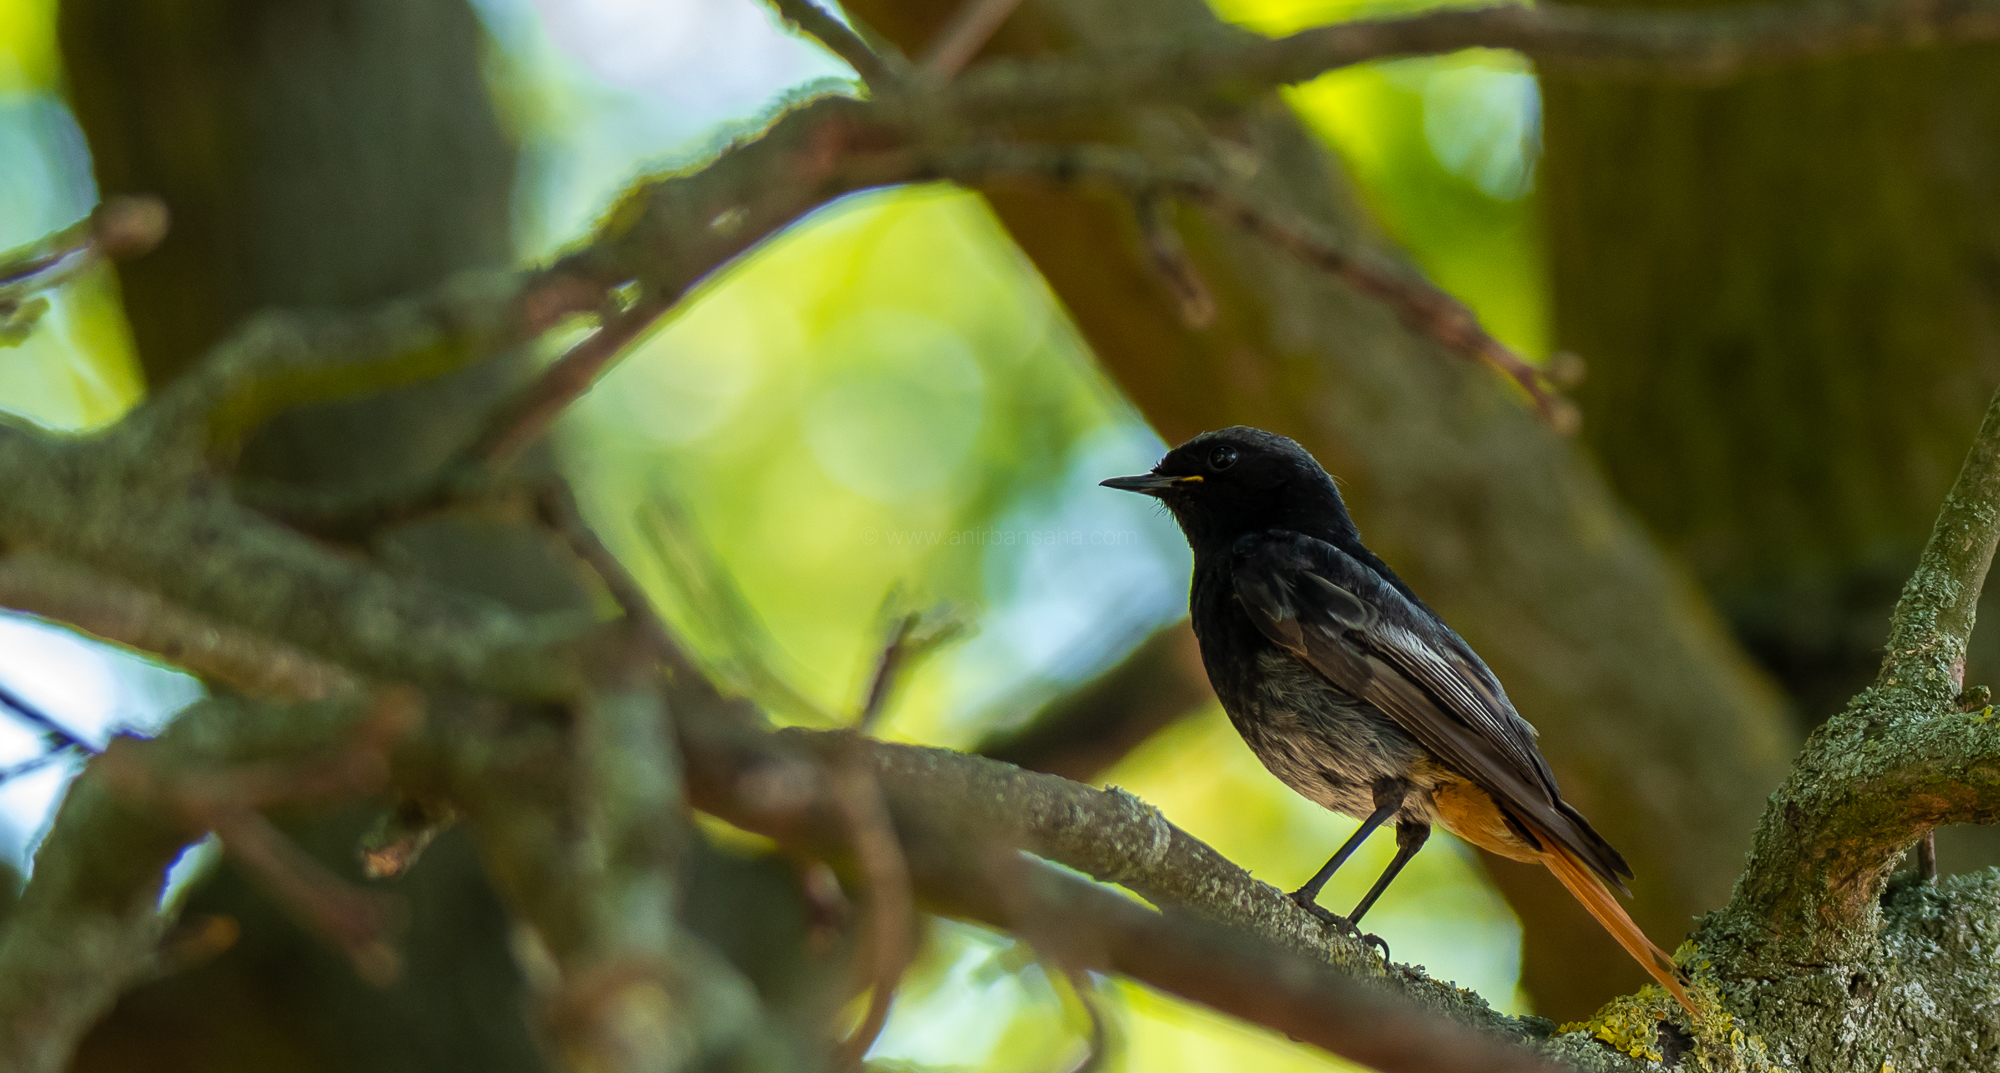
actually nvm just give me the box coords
[1209,445,1238,471]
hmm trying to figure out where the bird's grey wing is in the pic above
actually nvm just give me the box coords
[1230,530,1630,883]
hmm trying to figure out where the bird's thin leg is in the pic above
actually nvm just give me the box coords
[1290,779,1407,907]
[1347,821,1431,926]
[1291,804,1394,907]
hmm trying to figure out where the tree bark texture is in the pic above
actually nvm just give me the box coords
[1543,41,2000,740]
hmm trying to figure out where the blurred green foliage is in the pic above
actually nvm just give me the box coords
[0,0,1550,1065]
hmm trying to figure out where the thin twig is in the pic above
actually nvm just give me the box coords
[0,195,168,300]
[920,0,1027,79]
[1134,194,1217,330]
[636,496,838,724]
[855,595,963,731]
[857,611,922,731]
[104,690,417,983]
[1211,193,1578,431]
[854,591,965,730]
[943,144,1576,429]
[974,619,1211,783]
[0,745,80,785]
[830,737,915,1067]
[471,296,671,472]
[0,681,92,753]
[1062,970,1114,1073]
[537,482,679,660]
[207,807,403,985]
[766,0,897,88]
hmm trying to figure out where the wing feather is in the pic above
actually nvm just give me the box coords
[1229,530,1630,886]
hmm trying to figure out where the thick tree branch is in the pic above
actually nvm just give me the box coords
[946,850,1568,1073]
[941,0,2000,122]
[1709,384,2000,965]
[0,552,362,701]
[678,719,1616,1071]
[0,419,584,698]
[129,271,524,455]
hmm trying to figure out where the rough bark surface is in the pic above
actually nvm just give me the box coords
[1544,30,2000,732]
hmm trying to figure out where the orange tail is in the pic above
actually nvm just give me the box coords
[1540,846,1696,1018]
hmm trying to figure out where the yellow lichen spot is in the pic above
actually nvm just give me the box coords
[1558,985,1668,1064]
[1558,942,1801,1072]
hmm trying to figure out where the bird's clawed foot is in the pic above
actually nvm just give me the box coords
[1286,887,1350,930]
[1358,932,1391,962]
[1286,889,1391,961]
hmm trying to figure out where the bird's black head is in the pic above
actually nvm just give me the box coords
[1101,426,1358,555]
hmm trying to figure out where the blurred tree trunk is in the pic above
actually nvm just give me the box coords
[849,0,1798,1021]
[1541,39,2000,873]
[57,2,549,1070]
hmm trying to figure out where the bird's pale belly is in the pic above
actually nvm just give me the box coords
[1223,651,1455,825]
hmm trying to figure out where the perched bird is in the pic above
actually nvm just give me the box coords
[1103,425,1692,1015]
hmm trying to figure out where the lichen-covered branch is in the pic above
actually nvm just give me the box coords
[678,719,1610,1071]
[129,271,524,454]
[0,419,584,697]
[0,552,361,701]
[1652,384,2000,1069]
[1877,385,2000,703]
[1715,385,2000,957]
[941,0,2000,122]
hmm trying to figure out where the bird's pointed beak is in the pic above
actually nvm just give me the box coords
[1100,473,1198,496]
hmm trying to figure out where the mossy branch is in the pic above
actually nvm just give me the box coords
[937,0,2000,123]
[1877,385,2000,703]
[0,422,584,697]
[0,552,362,701]
[1704,384,2000,982]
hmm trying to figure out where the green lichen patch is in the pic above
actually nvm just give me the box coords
[1560,987,1670,1064]
[1557,945,1790,1071]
